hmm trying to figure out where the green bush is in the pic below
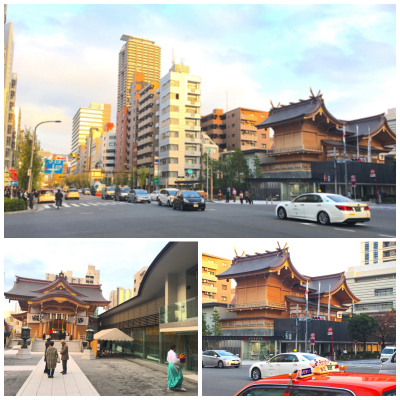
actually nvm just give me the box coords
[4,198,26,212]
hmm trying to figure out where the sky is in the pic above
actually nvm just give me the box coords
[6,4,396,155]
[3,239,169,314]
[202,238,364,287]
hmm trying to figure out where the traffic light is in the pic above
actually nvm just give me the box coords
[311,316,325,320]
[220,172,223,179]
[352,157,366,162]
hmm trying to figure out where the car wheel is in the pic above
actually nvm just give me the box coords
[251,367,261,380]
[201,207,205,211]
[278,207,287,219]
[234,366,240,368]
[158,200,162,206]
[148,201,151,204]
[218,361,224,369]
[318,211,330,225]
[180,203,185,211]
[347,222,357,225]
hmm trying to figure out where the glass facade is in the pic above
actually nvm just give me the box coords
[106,326,197,373]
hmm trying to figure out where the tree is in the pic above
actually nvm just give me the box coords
[64,174,76,187]
[137,166,149,188]
[210,308,223,336]
[347,314,378,352]
[227,149,250,187]
[202,313,212,336]
[373,310,396,348]
[252,154,263,178]
[14,129,44,190]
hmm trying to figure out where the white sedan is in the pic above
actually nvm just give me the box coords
[249,353,337,380]
[275,193,370,225]
[150,190,160,201]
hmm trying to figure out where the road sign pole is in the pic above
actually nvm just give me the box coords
[295,304,298,350]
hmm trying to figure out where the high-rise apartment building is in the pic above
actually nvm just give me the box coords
[360,241,396,265]
[159,64,202,186]
[45,265,100,285]
[133,266,148,296]
[12,106,21,165]
[117,35,161,113]
[70,103,111,174]
[201,108,271,152]
[386,108,396,134]
[4,22,14,171]
[108,287,134,310]
[202,253,232,303]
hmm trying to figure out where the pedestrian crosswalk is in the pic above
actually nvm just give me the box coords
[41,202,131,210]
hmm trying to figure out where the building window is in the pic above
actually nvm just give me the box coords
[210,272,215,275]
[232,113,235,117]
[262,144,266,148]
[210,283,214,287]
[232,144,235,147]
[222,262,227,267]
[262,134,266,138]
[222,285,227,290]
[232,134,235,137]
[365,242,369,251]
[232,124,235,127]
[375,288,393,296]
[374,251,378,259]
[222,296,227,301]
[373,242,379,249]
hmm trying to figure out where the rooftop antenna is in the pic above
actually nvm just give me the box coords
[180,57,185,65]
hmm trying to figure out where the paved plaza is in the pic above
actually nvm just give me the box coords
[4,349,198,396]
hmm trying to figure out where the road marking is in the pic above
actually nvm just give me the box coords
[80,203,90,207]
[43,205,51,209]
[300,223,315,226]
[379,234,394,237]
[71,204,80,207]
[88,203,100,206]
[334,228,355,232]
[62,203,71,208]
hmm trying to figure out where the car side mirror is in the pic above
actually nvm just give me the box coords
[214,354,218,357]
[236,354,240,357]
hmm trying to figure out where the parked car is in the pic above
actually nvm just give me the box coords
[82,188,91,195]
[127,189,151,203]
[276,193,370,225]
[78,188,83,193]
[102,186,116,200]
[235,369,396,396]
[38,189,55,204]
[380,346,396,362]
[380,351,396,375]
[202,350,242,368]
[158,188,179,207]
[114,187,130,201]
[172,190,206,211]
[150,190,160,201]
[65,189,79,200]
[249,353,338,380]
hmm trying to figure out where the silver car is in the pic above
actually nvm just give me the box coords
[380,352,396,375]
[202,350,242,368]
[150,190,160,201]
[127,189,151,203]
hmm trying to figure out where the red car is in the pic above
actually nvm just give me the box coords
[235,370,396,396]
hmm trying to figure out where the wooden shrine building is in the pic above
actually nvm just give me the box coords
[5,272,109,339]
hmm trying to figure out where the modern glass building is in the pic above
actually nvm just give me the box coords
[98,242,198,373]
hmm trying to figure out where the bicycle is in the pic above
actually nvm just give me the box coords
[56,199,61,210]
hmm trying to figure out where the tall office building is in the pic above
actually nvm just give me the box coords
[360,241,396,265]
[70,103,111,174]
[108,287,134,310]
[117,35,161,113]
[159,64,202,186]
[4,21,14,171]
[133,266,148,296]
[45,265,100,285]
[386,108,396,134]
[201,107,271,152]
[202,253,232,304]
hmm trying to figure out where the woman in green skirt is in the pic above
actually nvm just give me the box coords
[167,344,186,392]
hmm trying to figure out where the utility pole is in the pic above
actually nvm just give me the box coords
[305,280,309,353]
[210,154,213,201]
[328,284,331,321]
[295,304,298,350]
[206,150,209,200]
[368,126,371,162]
[334,148,337,194]
[356,125,359,159]
[317,281,320,316]
[343,125,348,197]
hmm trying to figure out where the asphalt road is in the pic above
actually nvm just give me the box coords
[202,360,383,396]
[4,195,396,238]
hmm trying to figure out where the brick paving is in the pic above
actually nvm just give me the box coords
[72,355,198,396]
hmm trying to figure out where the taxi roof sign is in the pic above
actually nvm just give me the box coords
[297,367,313,379]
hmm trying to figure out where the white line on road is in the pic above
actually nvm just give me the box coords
[379,234,394,237]
[300,223,315,226]
[70,204,80,207]
[334,228,355,232]
[61,204,71,207]
[88,203,100,206]
[43,205,51,209]
[80,203,90,207]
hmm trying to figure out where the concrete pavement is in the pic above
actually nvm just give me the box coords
[4,195,395,238]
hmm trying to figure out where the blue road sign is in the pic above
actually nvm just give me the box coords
[188,169,193,175]
[44,160,64,174]
[11,180,18,186]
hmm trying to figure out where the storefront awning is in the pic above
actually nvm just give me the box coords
[94,328,134,342]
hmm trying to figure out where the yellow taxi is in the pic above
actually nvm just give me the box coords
[65,189,80,200]
[38,189,55,204]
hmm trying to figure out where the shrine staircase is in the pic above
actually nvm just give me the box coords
[31,339,83,353]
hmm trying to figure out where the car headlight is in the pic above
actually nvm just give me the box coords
[184,199,189,203]
[201,198,205,203]
[170,196,174,200]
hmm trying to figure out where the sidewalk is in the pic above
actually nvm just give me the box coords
[16,352,99,396]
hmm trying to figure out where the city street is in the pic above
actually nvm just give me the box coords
[202,359,383,396]
[4,196,395,238]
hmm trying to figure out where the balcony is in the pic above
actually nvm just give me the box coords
[185,125,201,131]
[185,99,201,107]
[185,150,201,157]
[240,123,257,132]
[227,300,286,311]
[267,145,324,155]
[202,298,217,303]
[137,146,153,156]
[138,125,153,137]
[159,296,198,324]
[202,285,217,294]
[185,137,202,144]
[241,113,257,122]
[203,262,217,270]
[185,112,201,119]
[185,163,201,170]
[202,273,217,281]
[137,135,153,146]
[137,156,153,164]
[187,87,201,95]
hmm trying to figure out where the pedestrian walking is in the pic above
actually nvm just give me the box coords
[232,188,237,202]
[42,333,46,340]
[239,191,243,204]
[23,190,29,209]
[60,339,69,375]
[46,341,59,378]
[248,191,253,204]
[218,190,222,201]
[225,189,230,203]
[245,190,249,203]
[167,344,186,392]
[44,338,51,373]
[29,191,34,209]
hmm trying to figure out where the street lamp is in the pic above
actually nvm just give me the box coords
[85,328,94,350]
[20,326,31,349]
[27,120,61,193]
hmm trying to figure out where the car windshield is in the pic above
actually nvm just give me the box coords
[69,190,78,192]
[217,351,235,357]
[182,191,201,198]
[168,190,178,195]
[108,187,116,191]
[302,354,326,361]
[136,190,148,194]
[120,188,130,193]
[41,190,53,194]
[326,195,351,203]
[382,348,395,354]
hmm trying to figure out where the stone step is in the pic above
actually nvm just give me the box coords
[32,339,82,353]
